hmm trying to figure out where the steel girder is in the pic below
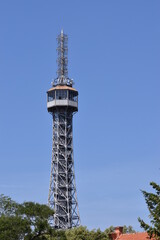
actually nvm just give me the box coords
[48,110,80,229]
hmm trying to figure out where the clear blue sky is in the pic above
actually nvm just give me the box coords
[0,0,160,231]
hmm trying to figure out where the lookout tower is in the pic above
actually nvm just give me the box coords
[47,30,80,229]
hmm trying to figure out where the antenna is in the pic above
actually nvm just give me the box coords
[56,29,68,83]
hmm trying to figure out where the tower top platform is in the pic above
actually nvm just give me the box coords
[47,85,77,93]
[47,30,78,113]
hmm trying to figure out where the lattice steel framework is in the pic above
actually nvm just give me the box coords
[57,30,68,80]
[47,30,80,229]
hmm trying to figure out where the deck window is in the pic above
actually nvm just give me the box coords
[48,90,55,102]
[56,90,67,100]
[69,90,78,102]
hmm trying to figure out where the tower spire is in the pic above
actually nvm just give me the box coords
[53,30,73,87]
[56,29,68,83]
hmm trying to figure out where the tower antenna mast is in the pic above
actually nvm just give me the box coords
[57,29,68,81]
[52,29,73,87]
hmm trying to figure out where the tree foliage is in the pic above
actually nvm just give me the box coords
[65,226,109,240]
[0,194,136,240]
[63,225,135,240]
[0,194,55,240]
[0,194,19,216]
[138,182,160,239]
[122,225,136,234]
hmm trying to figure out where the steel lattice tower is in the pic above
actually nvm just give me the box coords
[47,30,80,229]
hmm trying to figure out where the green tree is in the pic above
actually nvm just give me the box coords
[138,182,160,239]
[104,226,114,238]
[0,194,19,216]
[65,226,91,240]
[89,228,109,240]
[0,215,30,240]
[65,226,111,240]
[0,194,55,240]
[122,225,136,234]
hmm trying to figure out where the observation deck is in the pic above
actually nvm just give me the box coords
[47,85,78,112]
